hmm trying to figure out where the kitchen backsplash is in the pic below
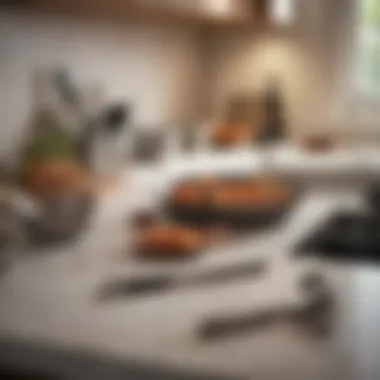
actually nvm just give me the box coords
[0,9,202,161]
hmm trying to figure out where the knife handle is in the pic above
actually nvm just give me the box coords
[199,309,281,341]
[99,276,173,300]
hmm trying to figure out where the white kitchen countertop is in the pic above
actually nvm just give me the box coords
[2,179,380,379]
[126,144,380,192]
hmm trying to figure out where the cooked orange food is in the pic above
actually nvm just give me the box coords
[213,180,292,208]
[136,225,207,257]
[211,124,254,147]
[169,179,215,205]
[23,160,93,199]
[168,177,293,209]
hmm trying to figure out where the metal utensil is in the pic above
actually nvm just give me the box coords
[98,260,265,300]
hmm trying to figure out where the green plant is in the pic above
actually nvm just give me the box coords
[364,0,380,28]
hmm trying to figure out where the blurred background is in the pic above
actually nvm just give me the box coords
[2,1,380,379]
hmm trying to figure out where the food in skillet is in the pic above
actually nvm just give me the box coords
[212,179,293,209]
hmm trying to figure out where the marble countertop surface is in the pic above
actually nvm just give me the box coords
[0,181,380,379]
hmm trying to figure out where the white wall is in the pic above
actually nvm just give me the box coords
[0,10,202,160]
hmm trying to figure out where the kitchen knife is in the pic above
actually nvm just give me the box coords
[99,260,265,300]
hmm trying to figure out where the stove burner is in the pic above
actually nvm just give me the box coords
[295,211,380,262]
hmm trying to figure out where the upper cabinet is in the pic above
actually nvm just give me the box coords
[14,0,271,28]
[133,0,262,25]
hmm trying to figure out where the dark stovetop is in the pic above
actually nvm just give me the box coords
[296,210,380,262]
